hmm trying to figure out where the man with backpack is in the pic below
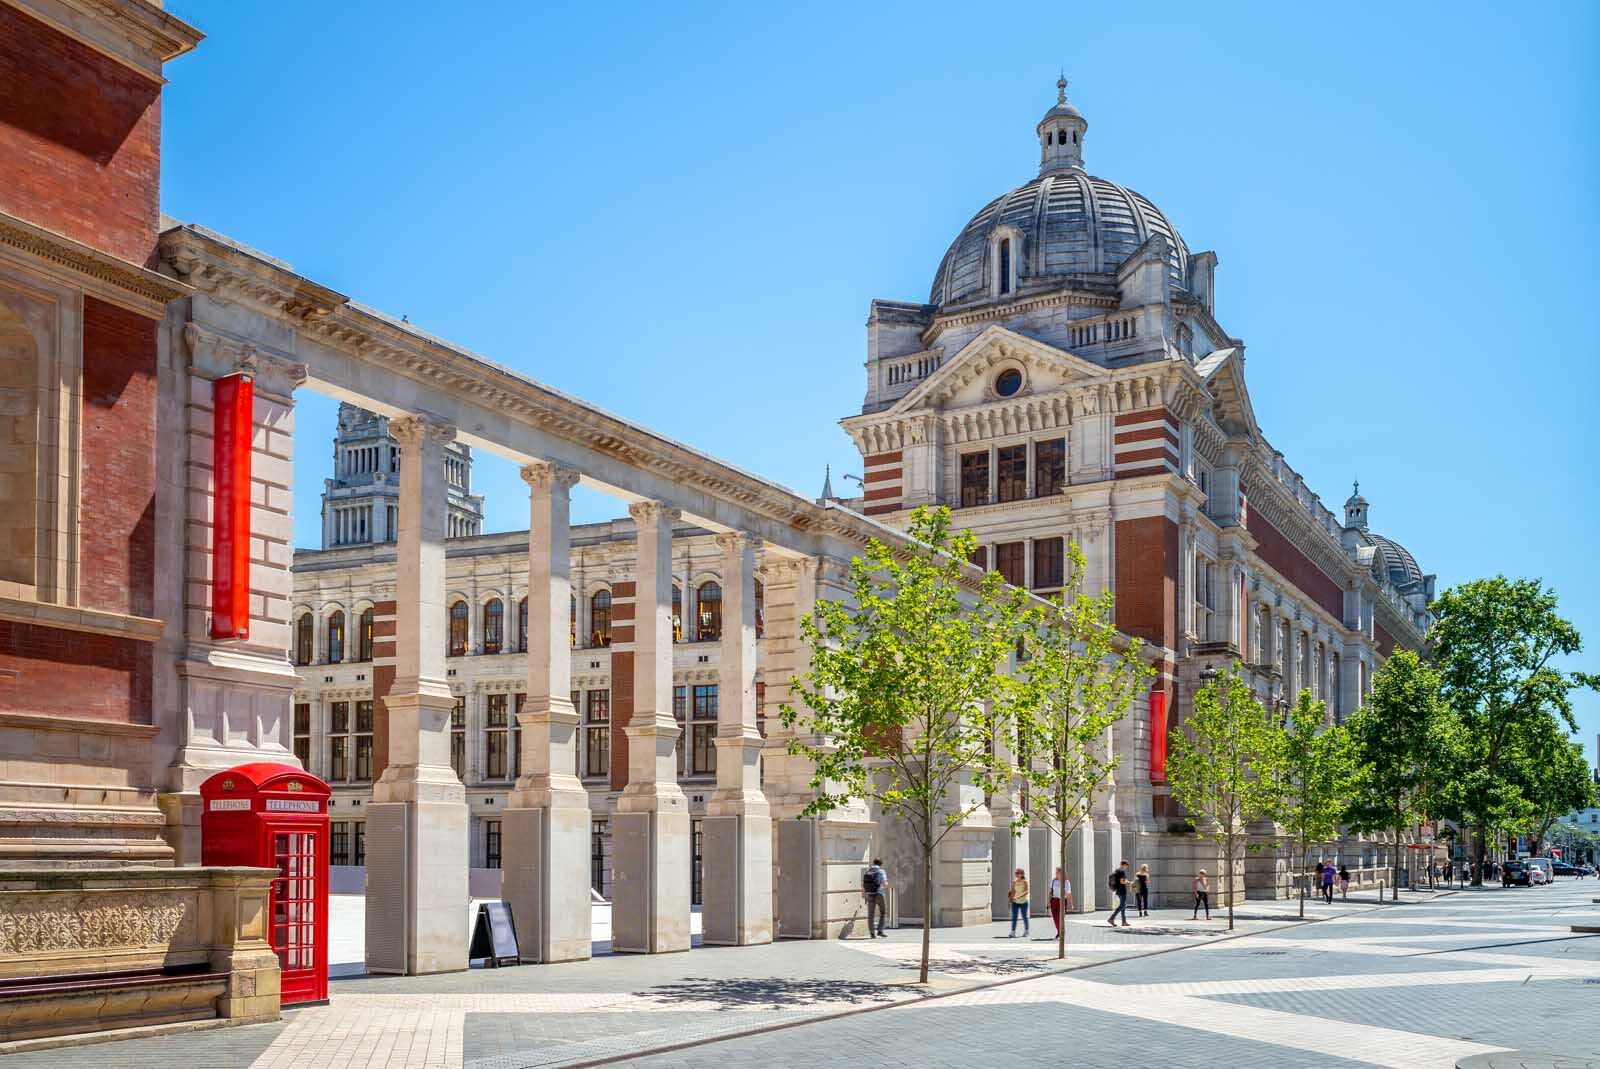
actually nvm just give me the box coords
[862,858,889,938]
[1107,860,1131,927]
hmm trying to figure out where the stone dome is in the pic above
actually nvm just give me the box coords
[929,171,1191,307]
[1370,533,1424,591]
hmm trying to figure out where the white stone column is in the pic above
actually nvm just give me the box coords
[366,414,469,976]
[612,500,691,954]
[702,531,773,946]
[1091,720,1121,909]
[989,708,1029,920]
[503,462,592,963]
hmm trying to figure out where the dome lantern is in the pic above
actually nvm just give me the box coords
[1343,480,1369,531]
[1037,74,1087,175]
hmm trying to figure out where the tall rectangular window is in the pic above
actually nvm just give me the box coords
[354,822,366,866]
[1034,439,1066,497]
[329,701,350,782]
[512,693,525,779]
[585,690,610,777]
[960,452,989,507]
[485,819,502,869]
[450,697,466,778]
[673,684,687,776]
[486,693,509,779]
[995,542,1025,587]
[690,818,705,905]
[998,239,1012,295]
[1032,537,1064,589]
[972,545,989,571]
[997,444,1028,503]
[591,819,610,896]
[354,700,374,781]
[293,703,312,769]
[330,821,351,866]
[691,684,718,775]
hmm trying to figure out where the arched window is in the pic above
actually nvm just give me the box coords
[755,580,765,639]
[483,599,504,655]
[672,585,683,643]
[696,581,722,642]
[294,613,314,666]
[518,597,529,653]
[327,610,345,664]
[358,608,375,662]
[448,601,469,657]
[590,590,612,648]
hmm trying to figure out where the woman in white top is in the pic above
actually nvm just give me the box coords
[1049,866,1073,937]
[1192,868,1211,920]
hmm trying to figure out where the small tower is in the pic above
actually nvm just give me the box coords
[1343,480,1369,531]
[818,463,836,503]
[1037,74,1087,175]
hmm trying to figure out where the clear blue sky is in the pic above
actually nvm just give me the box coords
[160,2,1599,758]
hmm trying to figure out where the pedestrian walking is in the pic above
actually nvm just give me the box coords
[1338,863,1351,900]
[1007,868,1030,938]
[1443,860,1452,886]
[1108,860,1131,927]
[1135,863,1151,917]
[862,857,889,938]
[1192,869,1211,920]
[1049,867,1073,938]
[1320,859,1336,904]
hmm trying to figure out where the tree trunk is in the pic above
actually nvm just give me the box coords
[1056,804,1069,960]
[920,808,933,985]
[1392,819,1404,902]
[1298,840,1306,919]
[1225,835,1236,931]
[1471,819,1485,887]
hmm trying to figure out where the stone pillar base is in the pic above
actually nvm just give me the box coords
[1092,818,1122,910]
[364,797,470,975]
[701,813,773,946]
[933,822,992,928]
[610,809,691,954]
[501,798,593,963]
[774,817,874,939]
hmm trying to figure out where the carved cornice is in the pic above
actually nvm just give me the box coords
[183,322,307,400]
[0,211,189,312]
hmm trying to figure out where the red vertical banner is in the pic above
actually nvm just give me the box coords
[1148,683,1168,782]
[210,373,254,641]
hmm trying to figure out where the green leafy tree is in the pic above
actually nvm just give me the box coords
[1503,716,1597,855]
[1430,576,1597,884]
[1008,541,1154,959]
[779,506,1032,984]
[1345,650,1454,900]
[1272,689,1358,916]
[1166,665,1283,930]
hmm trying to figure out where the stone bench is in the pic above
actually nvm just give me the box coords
[0,865,281,1046]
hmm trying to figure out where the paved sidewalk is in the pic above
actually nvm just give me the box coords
[2,890,1408,1068]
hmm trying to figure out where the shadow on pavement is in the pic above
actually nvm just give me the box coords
[638,976,902,1011]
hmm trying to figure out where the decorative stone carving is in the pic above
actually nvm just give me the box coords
[0,892,194,955]
[389,413,457,446]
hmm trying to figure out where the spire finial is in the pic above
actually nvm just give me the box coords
[1056,71,1067,105]
[1353,479,1360,496]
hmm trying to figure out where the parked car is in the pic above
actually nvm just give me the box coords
[1526,858,1553,885]
[1502,861,1532,886]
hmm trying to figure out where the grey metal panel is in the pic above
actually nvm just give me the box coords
[364,802,409,974]
[776,818,814,940]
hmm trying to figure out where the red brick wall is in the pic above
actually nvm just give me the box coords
[1374,622,1395,658]
[79,297,158,617]
[1115,516,1178,650]
[0,620,151,723]
[0,5,162,265]
[1245,511,1344,620]
[609,650,633,790]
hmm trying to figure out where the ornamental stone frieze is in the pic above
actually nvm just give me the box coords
[0,892,195,955]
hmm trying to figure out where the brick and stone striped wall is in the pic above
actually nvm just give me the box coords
[1112,408,1179,479]
[861,451,903,516]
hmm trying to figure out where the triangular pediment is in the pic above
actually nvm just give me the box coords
[1195,347,1259,439]
[885,325,1107,416]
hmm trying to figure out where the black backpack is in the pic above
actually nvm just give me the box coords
[1107,871,1119,892]
[862,868,882,894]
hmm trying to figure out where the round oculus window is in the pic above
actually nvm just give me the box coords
[994,369,1023,397]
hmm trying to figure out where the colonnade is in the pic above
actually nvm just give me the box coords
[363,422,779,973]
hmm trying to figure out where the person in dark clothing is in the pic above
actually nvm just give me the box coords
[862,858,889,938]
[1320,860,1336,904]
[1135,863,1151,916]
[1108,860,1131,927]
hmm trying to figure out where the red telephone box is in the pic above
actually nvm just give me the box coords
[200,763,331,1005]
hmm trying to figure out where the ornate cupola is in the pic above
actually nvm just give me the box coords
[1343,480,1369,530]
[1037,75,1087,174]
